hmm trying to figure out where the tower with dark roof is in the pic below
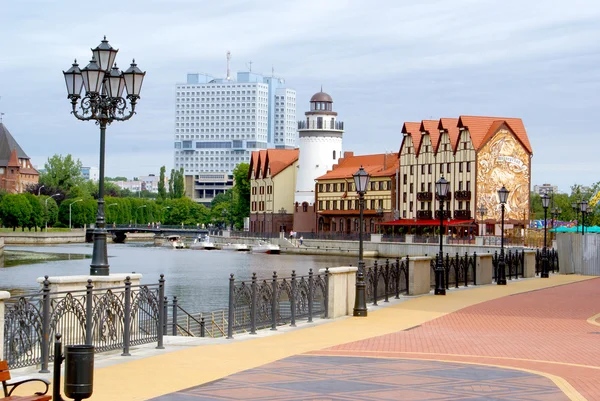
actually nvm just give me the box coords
[0,123,39,193]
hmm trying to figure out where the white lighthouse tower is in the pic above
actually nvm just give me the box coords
[293,90,344,231]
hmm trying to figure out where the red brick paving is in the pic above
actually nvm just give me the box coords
[316,278,600,400]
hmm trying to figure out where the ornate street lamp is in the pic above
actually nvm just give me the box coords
[435,176,450,295]
[541,193,550,278]
[497,186,509,285]
[63,37,145,276]
[572,201,580,234]
[580,200,588,236]
[477,205,487,236]
[352,166,370,317]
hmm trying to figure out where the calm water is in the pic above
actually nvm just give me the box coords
[0,243,360,312]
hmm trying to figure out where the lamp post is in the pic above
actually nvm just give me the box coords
[580,200,588,235]
[69,199,83,230]
[497,186,509,285]
[63,36,145,276]
[38,185,45,196]
[352,166,370,317]
[376,207,383,234]
[477,205,487,236]
[572,201,580,233]
[278,207,287,232]
[45,194,60,231]
[435,177,450,295]
[551,207,561,241]
[541,193,550,278]
[135,205,147,226]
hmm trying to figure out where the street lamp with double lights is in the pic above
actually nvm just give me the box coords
[352,166,370,317]
[541,193,550,278]
[435,177,450,295]
[497,186,510,285]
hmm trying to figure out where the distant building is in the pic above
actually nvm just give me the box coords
[174,64,297,204]
[114,174,165,193]
[80,166,99,181]
[0,123,39,193]
[533,184,558,195]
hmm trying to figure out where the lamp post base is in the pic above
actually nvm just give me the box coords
[497,260,507,285]
[90,228,110,276]
[434,266,446,296]
[353,271,368,317]
[541,253,549,278]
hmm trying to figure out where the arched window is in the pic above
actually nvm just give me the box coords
[340,219,344,232]
[306,117,309,128]
[317,117,323,129]
[333,150,336,160]
[318,217,324,232]
[302,202,308,212]
[330,118,334,129]
[332,221,337,232]
[369,219,374,233]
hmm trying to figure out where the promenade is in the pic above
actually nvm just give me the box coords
[12,274,599,400]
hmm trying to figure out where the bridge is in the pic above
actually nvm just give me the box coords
[85,224,213,243]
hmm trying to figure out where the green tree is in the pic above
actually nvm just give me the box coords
[24,193,44,231]
[0,194,32,230]
[42,195,59,228]
[173,168,185,198]
[105,176,128,182]
[231,162,250,229]
[168,169,174,198]
[158,166,167,201]
[39,154,84,195]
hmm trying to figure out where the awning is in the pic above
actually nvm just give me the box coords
[378,219,476,227]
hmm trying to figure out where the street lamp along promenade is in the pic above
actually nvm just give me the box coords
[580,200,588,236]
[497,186,509,285]
[477,205,487,236]
[541,193,550,278]
[63,36,145,276]
[571,201,580,234]
[435,177,450,296]
[45,194,60,232]
[69,199,83,230]
[352,166,370,317]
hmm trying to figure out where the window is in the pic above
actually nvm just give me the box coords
[459,181,463,190]
[333,200,338,210]
[340,183,345,192]
[421,165,425,174]
[420,183,425,192]
[428,164,432,174]
[348,200,353,210]
[319,184,324,192]
[379,181,384,190]
[333,183,338,192]
[421,202,425,210]
[459,162,463,173]
[403,192,407,202]
[403,174,407,185]
[459,201,463,210]
[355,199,359,209]
[379,199,383,208]
[427,182,431,192]
[259,186,264,194]
[252,187,256,195]
[447,163,451,173]
[326,183,331,192]
[370,181,376,191]
[466,161,471,172]
[466,201,471,210]
[267,185,272,194]
[340,201,345,210]
[410,166,414,175]
[466,181,471,191]
[439,164,443,174]
[302,202,308,212]
[319,201,323,210]
[409,183,414,193]
[333,150,336,159]
[409,201,414,212]
[444,144,448,151]
[326,200,330,210]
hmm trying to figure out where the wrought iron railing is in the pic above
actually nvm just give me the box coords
[365,257,409,305]
[3,275,165,370]
[430,253,477,289]
[535,249,559,275]
[226,269,328,339]
[413,235,439,244]
[492,250,524,281]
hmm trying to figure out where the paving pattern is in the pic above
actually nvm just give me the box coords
[151,355,568,401]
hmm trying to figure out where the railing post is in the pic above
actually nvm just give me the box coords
[52,334,64,401]
[85,279,93,345]
[472,252,477,285]
[156,274,165,349]
[308,269,314,323]
[271,271,278,330]
[324,267,329,318]
[445,253,450,290]
[172,296,178,336]
[40,276,50,373]
[227,274,234,339]
[372,261,379,305]
[290,270,297,327]
[455,253,460,289]
[122,276,131,356]
[250,273,257,335]
[405,256,410,292]
[200,317,205,337]
[394,257,400,299]
[163,297,169,333]
[384,259,390,302]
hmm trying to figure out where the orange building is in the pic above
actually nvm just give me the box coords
[0,123,39,193]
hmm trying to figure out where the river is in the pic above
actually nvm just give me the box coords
[0,243,362,313]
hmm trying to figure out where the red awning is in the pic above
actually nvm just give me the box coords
[378,219,476,227]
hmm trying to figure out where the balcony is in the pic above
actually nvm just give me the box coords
[416,192,432,202]
[297,120,344,130]
[454,210,472,219]
[434,210,450,220]
[435,191,452,201]
[455,190,471,201]
[417,210,432,220]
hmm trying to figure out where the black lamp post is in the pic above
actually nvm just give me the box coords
[477,205,487,236]
[541,193,550,278]
[551,207,561,241]
[63,37,145,276]
[497,186,509,285]
[572,201,580,234]
[435,176,450,295]
[580,200,588,236]
[352,166,370,317]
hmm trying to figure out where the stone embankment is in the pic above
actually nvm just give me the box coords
[0,231,85,245]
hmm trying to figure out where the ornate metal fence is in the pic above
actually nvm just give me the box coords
[492,250,524,281]
[226,269,328,339]
[535,249,559,275]
[429,253,477,289]
[365,257,409,305]
[3,275,164,370]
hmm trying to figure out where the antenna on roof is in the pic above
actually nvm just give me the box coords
[226,51,231,80]
[247,60,253,73]
[320,84,323,92]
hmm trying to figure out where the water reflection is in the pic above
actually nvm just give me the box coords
[0,243,363,313]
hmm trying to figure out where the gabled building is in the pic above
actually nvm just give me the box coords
[0,123,39,193]
[394,116,532,236]
[248,148,299,233]
[314,152,398,234]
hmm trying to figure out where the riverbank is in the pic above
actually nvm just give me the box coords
[0,231,86,244]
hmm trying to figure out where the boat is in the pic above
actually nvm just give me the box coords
[166,235,186,249]
[221,243,250,252]
[190,235,217,250]
[251,241,280,254]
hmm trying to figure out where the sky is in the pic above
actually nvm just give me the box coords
[0,0,599,193]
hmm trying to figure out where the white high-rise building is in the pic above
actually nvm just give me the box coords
[174,68,296,204]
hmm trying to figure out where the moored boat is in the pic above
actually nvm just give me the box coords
[166,235,186,249]
[251,241,280,254]
[190,235,217,250]
[221,243,250,251]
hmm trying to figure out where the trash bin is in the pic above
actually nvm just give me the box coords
[64,345,94,400]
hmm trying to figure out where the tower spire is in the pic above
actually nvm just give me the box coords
[226,51,231,80]
[321,84,323,92]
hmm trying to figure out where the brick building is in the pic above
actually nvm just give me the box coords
[0,123,39,193]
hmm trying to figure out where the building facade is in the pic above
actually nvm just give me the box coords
[174,69,296,204]
[80,166,99,181]
[396,116,532,236]
[248,149,299,233]
[293,91,344,232]
[533,184,558,195]
[314,152,398,234]
[0,123,39,193]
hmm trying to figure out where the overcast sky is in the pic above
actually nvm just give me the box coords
[0,0,599,193]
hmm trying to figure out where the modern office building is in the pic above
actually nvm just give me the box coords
[80,166,99,181]
[533,184,558,195]
[174,65,296,204]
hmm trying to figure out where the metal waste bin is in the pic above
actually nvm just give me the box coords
[64,345,94,400]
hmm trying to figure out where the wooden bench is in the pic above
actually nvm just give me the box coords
[1,361,50,401]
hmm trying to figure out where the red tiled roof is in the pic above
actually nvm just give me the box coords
[316,153,397,180]
[248,151,260,179]
[420,120,441,153]
[265,149,299,177]
[399,122,422,156]
[457,116,532,154]
[438,118,460,151]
